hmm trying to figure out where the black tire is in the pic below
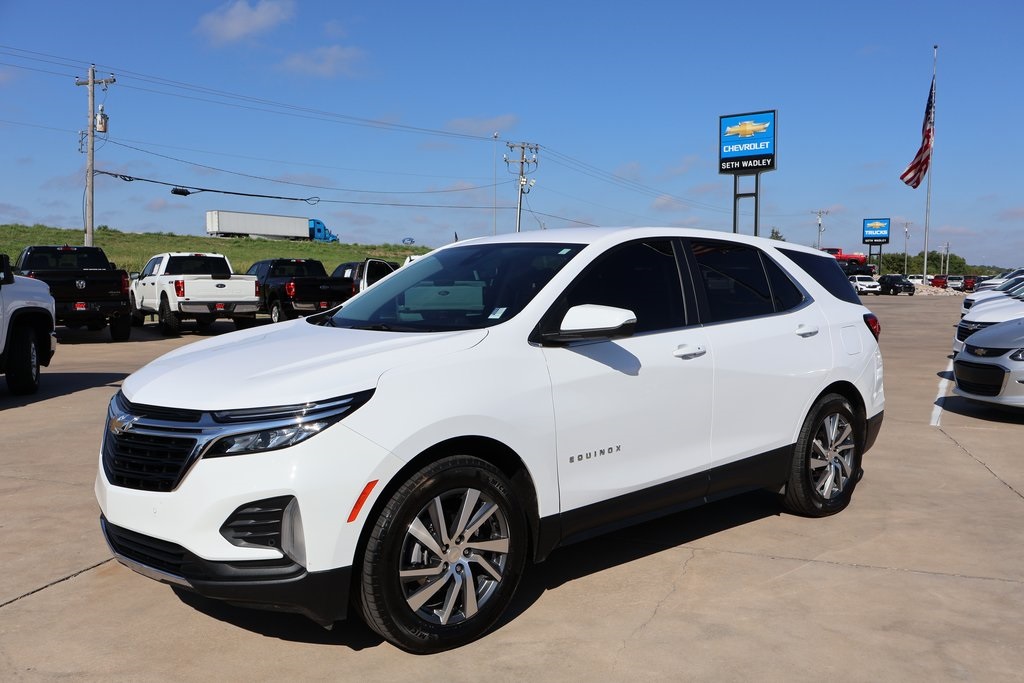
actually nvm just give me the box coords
[109,315,131,342]
[130,295,145,327]
[5,325,40,395]
[158,297,180,336]
[359,456,527,654]
[783,393,863,517]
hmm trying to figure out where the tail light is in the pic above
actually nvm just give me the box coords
[285,281,296,298]
[255,281,260,297]
[174,279,186,298]
[120,271,130,296]
[863,313,881,341]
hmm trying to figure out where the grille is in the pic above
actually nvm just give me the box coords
[956,321,996,342]
[954,360,1006,397]
[220,496,291,549]
[965,344,1011,358]
[103,430,198,492]
[104,519,190,576]
[102,518,299,582]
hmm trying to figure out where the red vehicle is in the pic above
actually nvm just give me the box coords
[963,275,977,292]
[931,274,948,289]
[820,247,872,275]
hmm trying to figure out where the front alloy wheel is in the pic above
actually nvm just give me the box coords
[359,456,526,653]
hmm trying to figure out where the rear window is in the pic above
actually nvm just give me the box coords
[24,247,110,270]
[778,248,860,305]
[164,256,232,276]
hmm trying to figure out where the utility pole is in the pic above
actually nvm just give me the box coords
[903,221,912,275]
[76,64,115,247]
[812,209,829,250]
[504,142,538,233]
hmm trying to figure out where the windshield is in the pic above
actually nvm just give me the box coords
[327,242,584,332]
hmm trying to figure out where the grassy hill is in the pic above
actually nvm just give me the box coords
[0,223,430,274]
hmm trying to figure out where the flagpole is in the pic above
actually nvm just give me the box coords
[922,45,937,282]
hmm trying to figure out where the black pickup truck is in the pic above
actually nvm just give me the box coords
[331,258,399,296]
[246,258,352,323]
[15,245,132,341]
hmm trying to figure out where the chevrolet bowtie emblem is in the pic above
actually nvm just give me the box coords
[865,221,887,229]
[109,413,139,435]
[724,121,770,138]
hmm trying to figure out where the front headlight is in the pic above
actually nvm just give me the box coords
[206,421,332,456]
[1009,349,1024,362]
[203,389,374,458]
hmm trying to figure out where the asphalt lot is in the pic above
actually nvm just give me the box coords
[1,296,1022,681]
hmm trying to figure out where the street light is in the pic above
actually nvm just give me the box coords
[904,224,911,275]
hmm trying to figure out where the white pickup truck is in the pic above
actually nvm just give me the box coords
[1,253,56,394]
[130,252,259,335]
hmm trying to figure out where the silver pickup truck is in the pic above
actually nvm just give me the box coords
[130,252,260,335]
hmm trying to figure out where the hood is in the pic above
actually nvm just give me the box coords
[965,316,1024,348]
[964,298,1024,322]
[122,319,488,410]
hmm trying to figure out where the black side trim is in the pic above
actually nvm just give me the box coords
[534,446,793,562]
[864,410,884,453]
[705,446,790,502]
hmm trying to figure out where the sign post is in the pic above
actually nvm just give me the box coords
[863,218,891,273]
[720,110,776,236]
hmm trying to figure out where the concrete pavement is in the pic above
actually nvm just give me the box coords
[1,297,1021,681]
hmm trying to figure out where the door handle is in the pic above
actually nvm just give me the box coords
[673,343,707,360]
[796,324,819,338]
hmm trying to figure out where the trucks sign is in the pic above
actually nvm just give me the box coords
[719,110,776,175]
[862,218,891,245]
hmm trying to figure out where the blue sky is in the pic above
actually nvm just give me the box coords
[0,1,1020,267]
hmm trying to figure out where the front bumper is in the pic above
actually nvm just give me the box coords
[101,516,351,626]
[953,357,1024,408]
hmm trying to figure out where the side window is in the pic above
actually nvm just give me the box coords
[141,257,161,278]
[762,254,806,312]
[689,240,774,323]
[778,248,860,305]
[556,239,685,334]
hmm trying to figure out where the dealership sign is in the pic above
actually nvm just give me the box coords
[719,110,776,175]
[863,218,891,245]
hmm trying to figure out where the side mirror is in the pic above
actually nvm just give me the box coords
[130,272,141,280]
[0,254,14,285]
[540,304,637,344]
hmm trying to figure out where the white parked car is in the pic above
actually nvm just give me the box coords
[907,274,926,285]
[96,227,885,653]
[974,267,1024,293]
[953,316,1024,409]
[953,290,1024,354]
[961,277,1024,317]
[848,275,880,295]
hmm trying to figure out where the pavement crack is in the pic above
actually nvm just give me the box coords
[939,426,1024,502]
[0,558,113,610]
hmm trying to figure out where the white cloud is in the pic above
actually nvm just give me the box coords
[446,115,518,137]
[196,0,295,46]
[280,45,364,77]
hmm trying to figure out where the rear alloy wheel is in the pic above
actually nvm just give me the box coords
[5,325,40,395]
[783,393,863,517]
[270,300,285,323]
[359,456,526,653]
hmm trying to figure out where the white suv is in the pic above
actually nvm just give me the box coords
[848,275,881,295]
[96,228,885,653]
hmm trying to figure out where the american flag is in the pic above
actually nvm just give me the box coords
[900,76,935,189]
